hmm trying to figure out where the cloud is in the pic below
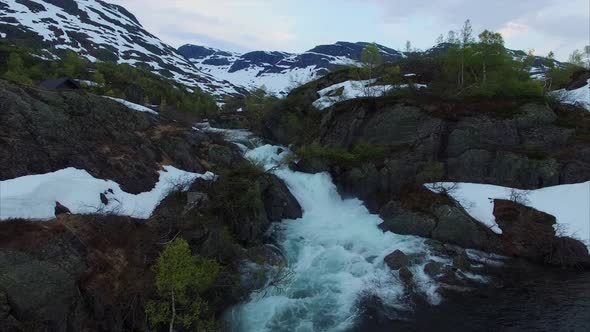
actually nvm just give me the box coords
[499,22,530,38]
[115,0,587,61]
[117,0,297,51]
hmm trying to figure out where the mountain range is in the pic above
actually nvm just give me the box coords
[0,0,567,98]
[178,42,404,96]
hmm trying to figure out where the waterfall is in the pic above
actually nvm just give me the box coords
[225,144,443,332]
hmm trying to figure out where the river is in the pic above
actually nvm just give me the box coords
[200,124,590,332]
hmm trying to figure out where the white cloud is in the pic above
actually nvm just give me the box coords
[117,0,297,51]
[499,22,529,38]
[114,0,587,61]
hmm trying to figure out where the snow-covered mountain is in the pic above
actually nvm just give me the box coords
[0,0,244,96]
[178,42,404,96]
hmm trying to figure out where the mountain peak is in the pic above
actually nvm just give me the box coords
[0,0,243,96]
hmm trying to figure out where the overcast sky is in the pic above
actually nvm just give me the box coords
[117,0,589,61]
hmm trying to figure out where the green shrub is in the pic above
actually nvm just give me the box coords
[416,162,446,183]
[209,161,265,225]
[297,141,389,166]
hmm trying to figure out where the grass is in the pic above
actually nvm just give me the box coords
[296,141,392,166]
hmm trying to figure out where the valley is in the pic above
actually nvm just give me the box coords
[1,1,590,331]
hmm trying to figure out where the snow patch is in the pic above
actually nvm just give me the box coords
[0,166,215,220]
[104,97,158,115]
[426,182,590,245]
[312,80,427,110]
[78,80,100,87]
[551,79,590,111]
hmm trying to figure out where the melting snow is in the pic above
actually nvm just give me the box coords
[551,79,590,111]
[0,166,215,220]
[426,182,590,245]
[312,80,427,110]
[104,96,158,115]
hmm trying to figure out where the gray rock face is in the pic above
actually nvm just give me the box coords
[447,117,520,157]
[379,201,436,237]
[0,80,224,194]
[431,205,493,250]
[361,106,443,148]
[0,251,78,330]
[317,101,590,194]
[514,103,557,128]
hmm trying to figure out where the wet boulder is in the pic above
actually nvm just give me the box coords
[260,174,302,222]
[379,201,436,238]
[384,250,410,270]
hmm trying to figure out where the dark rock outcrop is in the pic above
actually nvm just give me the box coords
[0,216,159,331]
[384,250,410,270]
[379,201,436,238]
[316,101,587,197]
[0,80,237,193]
[493,199,590,267]
[260,174,303,222]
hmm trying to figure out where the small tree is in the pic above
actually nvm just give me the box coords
[3,53,32,84]
[359,43,381,97]
[146,238,220,332]
[446,30,459,44]
[568,49,585,67]
[405,40,412,53]
[459,19,475,88]
[59,51,86,78]
[244,86,278,131]
[477,30,505,84]
[435,34,444,45]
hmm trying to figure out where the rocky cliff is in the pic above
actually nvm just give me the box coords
[0,79,301,331]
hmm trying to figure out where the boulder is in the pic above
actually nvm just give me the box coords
[424,261,444,277]
[260,174,302,222]
[54,201,71,215]
[379,201,436,237]
[431,205,493,250]
[493,199,589,267]
[398,267,414,286]
[384,250,410,270]
[0,251,79,332]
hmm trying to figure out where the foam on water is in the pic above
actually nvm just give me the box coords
[226,145,442,331]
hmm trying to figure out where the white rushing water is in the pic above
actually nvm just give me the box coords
[225,144,446,332]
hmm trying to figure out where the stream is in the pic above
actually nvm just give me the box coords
[200,124,590,332]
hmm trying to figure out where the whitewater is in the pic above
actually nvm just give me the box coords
[210,140,445,331]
